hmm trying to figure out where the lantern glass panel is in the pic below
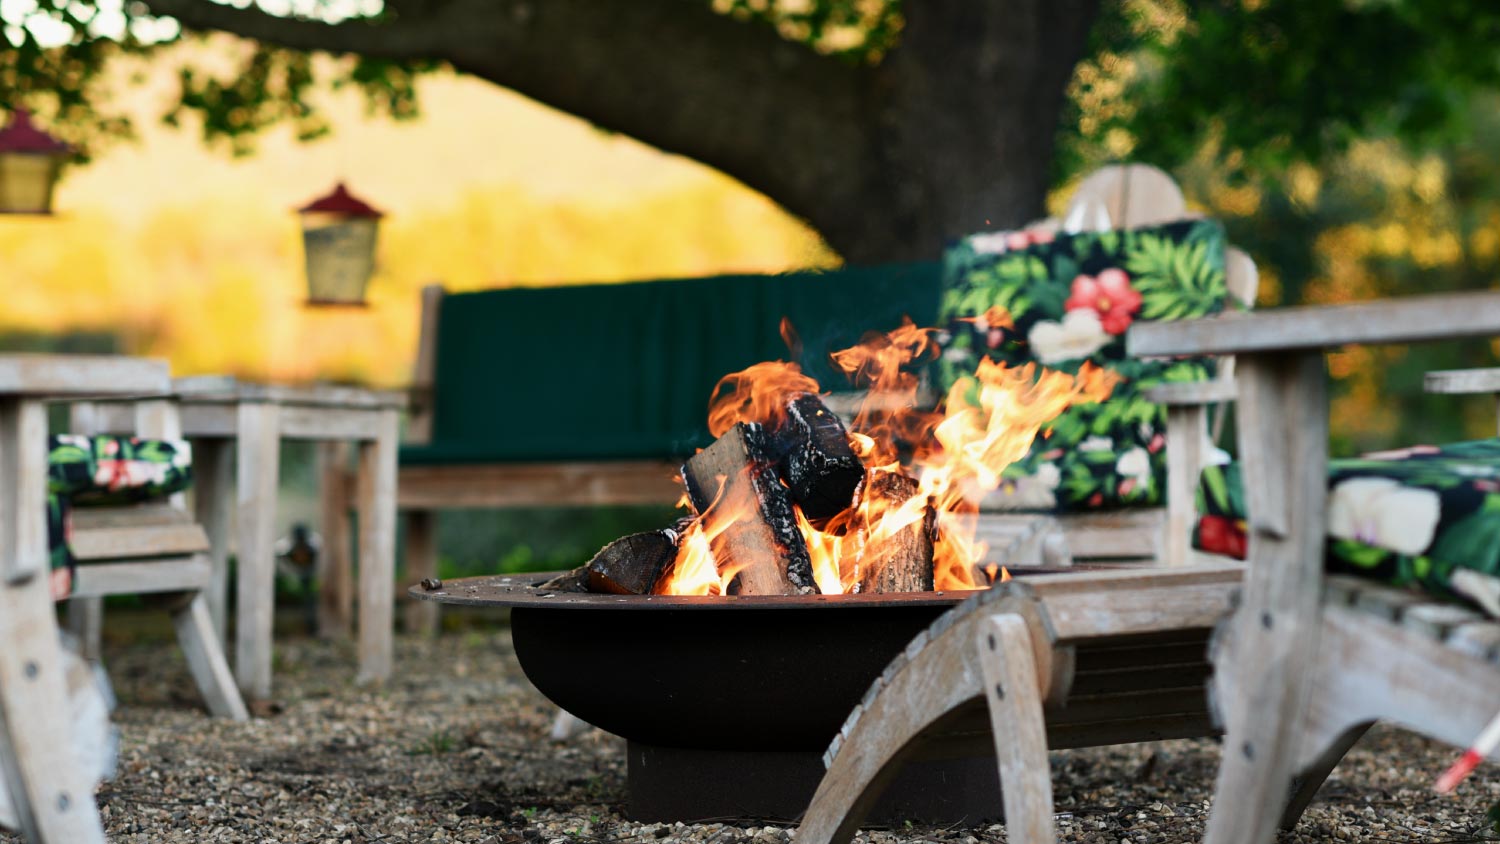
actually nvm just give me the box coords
[0,152,61,214]
[302,213,378,305]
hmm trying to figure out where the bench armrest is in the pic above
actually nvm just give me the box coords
[0,355,170,398]
[1142,379,1237,406]
[1425,368,1500,396]
[1128,290,1500,357]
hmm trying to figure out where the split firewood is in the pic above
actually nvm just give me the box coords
[536,567,590,593]
[682,423,816,596]
[772,394,865,522]
[585,529,679,595]
[857,472,936,594]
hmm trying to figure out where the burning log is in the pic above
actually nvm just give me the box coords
[857,473,936,594]
[682,423,816,595]
[537,567,590,593]
[586,529,679,595]
[773,394,865,523]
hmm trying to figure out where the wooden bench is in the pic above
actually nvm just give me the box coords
[398,263,945,631]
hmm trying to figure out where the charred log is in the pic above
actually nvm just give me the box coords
[773,394,865,523]
[537,567,591,593]
[586,529,680,595]
[682,423,816,596]
[857,473,936,594]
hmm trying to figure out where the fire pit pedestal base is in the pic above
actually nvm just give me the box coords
[626,743,1003,825]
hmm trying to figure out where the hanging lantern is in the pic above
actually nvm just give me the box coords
[297,182,384,306]
[0,109,72,215]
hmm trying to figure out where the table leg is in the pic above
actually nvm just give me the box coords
[234,402,280,701]
[317,441,353,639]
[356,410,398,683]
[193,437,234,647]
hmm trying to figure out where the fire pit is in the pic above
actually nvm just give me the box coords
[411,572,1049,824]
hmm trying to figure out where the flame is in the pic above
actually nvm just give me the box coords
[706,361,820,438]
[658,318,1118,596]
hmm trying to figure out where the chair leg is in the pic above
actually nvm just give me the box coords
[977,615,1054,844]
[171,592,249,721]
[1280,723,1369,830]
[64,597,104,662]
[0,592,107,842]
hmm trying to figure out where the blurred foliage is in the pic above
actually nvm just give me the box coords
[433,506,682,577]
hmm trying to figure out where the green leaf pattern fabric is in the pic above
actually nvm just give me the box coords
[937,220,1230,511]
[1194,439,1500,616]
[45,435,194,599]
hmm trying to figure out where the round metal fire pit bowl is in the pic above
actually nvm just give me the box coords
[412,573,966,751]
[414,573,1032,824]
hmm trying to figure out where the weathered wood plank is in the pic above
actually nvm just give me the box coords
[406,284,445,445]
[318,442,355,639]
[171,591,250,721]
[0,354,168,396]
[356,408,399,684]
[1203,351,1328,844]
[0,395,108,842]
[70,522,209,561]
[978,615,1055,844]
[1130,290,1500,358]
[1424,367,1500,395]
[402,510,439,635]
[69,558,213,598]
[1164,403,1210,567]
[234,401,281,700]
[192,437,234,646]
[398,461,683,509]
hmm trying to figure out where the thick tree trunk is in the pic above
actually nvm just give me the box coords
[144,0,1102,263]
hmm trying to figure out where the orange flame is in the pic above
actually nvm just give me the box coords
[706,361,820,438]
[657,317,1118,596]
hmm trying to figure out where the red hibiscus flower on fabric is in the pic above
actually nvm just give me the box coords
[1196,515,1248,559]
[1065,268,1142,335]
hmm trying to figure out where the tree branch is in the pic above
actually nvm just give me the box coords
[141,0,878,245]
[140,0,448,59]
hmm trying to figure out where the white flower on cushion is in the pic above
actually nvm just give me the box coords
[1027,309,1110,365]
[1116,447,1152,482]
[968,232,1012,255]
[1078,435,1113,452]
[1327,477,1441,556]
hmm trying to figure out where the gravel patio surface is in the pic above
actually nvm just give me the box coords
[9,620,1500,844]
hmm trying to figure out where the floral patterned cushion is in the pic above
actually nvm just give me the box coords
[1194,439,1500,615]
[45,435,194,599]
[937,219,1230,511]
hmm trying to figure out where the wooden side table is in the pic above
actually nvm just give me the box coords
[95,378,405,699]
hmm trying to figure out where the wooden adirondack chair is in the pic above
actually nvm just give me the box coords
[1129,291,1500,844]
[797,174,1268,844]
[965,164,1259,568]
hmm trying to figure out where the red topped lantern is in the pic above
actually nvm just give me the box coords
[297,182,383,306]
[0,109,72,215]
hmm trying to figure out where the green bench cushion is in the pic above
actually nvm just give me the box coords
[408,263,943,466]
[936,220,1230,511]
[1194,438,1500,614]
[45,435,194,599]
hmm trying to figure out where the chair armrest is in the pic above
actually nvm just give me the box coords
[1128,290,1500,357]
[0,354,169,398]
[1424,368,1500,395]
[1143,379,1237,406]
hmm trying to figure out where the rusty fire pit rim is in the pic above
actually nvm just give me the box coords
[406,569,1086,610]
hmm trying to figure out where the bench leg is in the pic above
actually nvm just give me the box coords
[316,442,354,638]
[64,597,104,662]
[1280,723,1368,830]
[171,590,249,721]
[404,510,439,636]
[978,615,1055,844]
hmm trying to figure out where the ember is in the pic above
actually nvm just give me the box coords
[561,317,1117,596]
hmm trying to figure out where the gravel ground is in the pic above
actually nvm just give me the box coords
[8,619,1500,843]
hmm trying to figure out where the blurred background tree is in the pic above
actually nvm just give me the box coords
[6,0,1497,262]
[6,0,1500,574]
